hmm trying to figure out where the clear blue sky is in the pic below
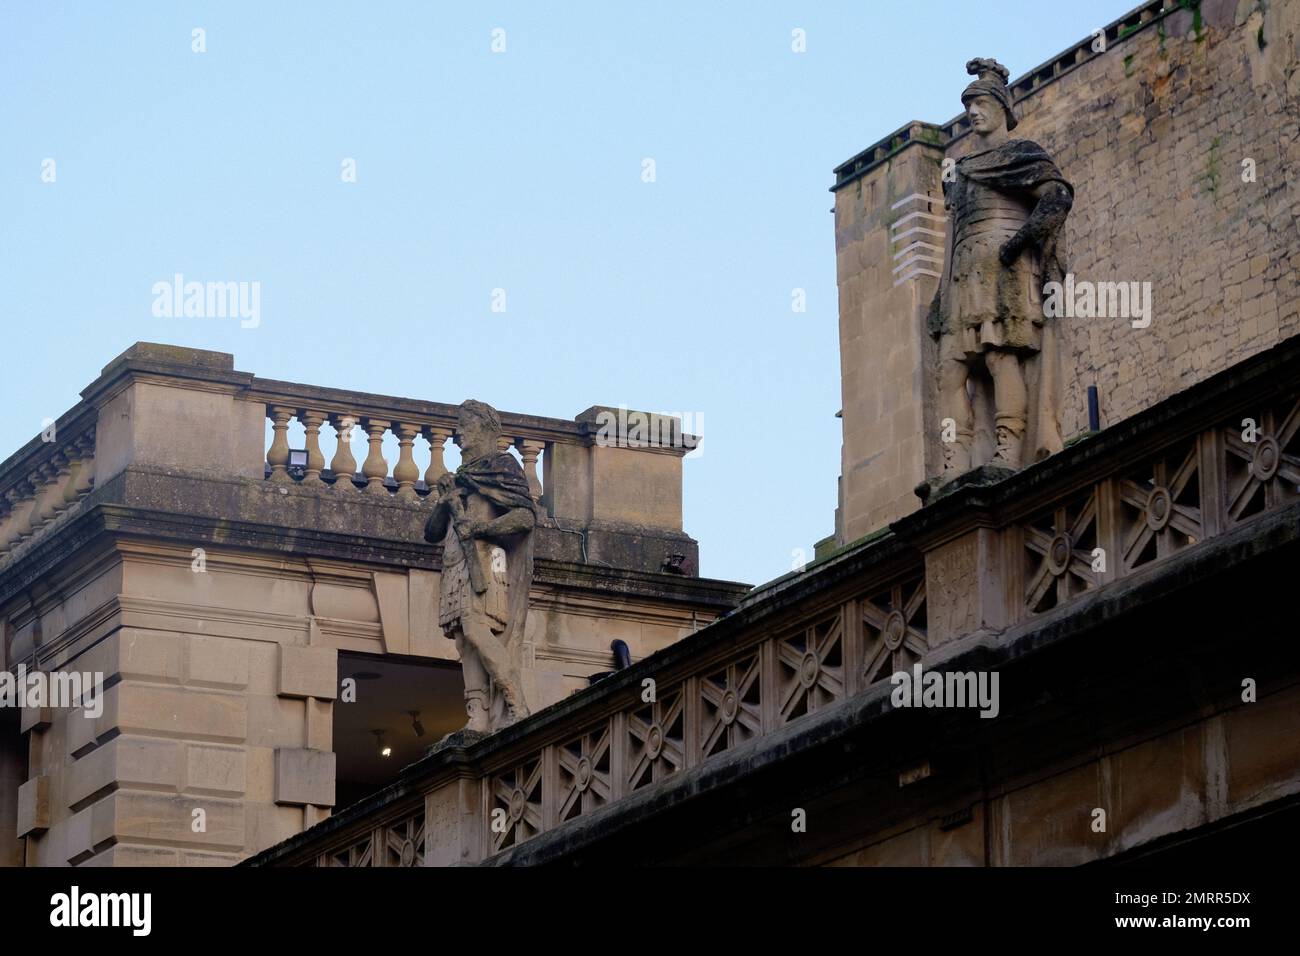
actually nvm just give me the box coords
[1,1,1131,586]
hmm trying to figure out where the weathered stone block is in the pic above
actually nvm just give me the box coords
[998,762,1104,866]
[246,696,305,749]
[277,644,337,700]
[1109,730,1208,855]
[68,735,183,808]
[16,775,50,836]
[1223,683,1300,811]
[114,684,247,742]
[108,791,245,849]
[274,748,335,807]
[186,743,247,796]
[117,628,183,683]
[20,702,51,734]
[924,527,1009,644]
[305,698,331,752]
[187,634,250,689]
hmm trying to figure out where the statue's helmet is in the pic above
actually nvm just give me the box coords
[961,57,1018,131]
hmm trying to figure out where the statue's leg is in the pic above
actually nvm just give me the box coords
[987,351,1028,468]
[938,353,974,477]
[453,630,491,732]
[458,611,529,727]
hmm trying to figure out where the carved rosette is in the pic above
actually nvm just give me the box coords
[489,757,543,854]
[1023,491,1099,614]
[1117,440,1202,572]
[776,616,844,724]
[557,724,612,824]
[861,575,928,686]
[627,685,685,792]
[384,811,426,867]
[700,652,762,759]
[1224,398,1300,525]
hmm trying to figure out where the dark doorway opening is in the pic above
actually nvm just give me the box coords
[333,652,465,811]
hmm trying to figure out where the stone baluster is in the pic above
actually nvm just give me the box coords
[11,475,38,542]
[394,424,421,500]
[361,419,391,495]
[497,436,513,453]
[267,406,294,483]
[517,440,544,503]
[0,494,16,555]
[300,410,327,486]
[329,414,358,490]
[60,441,88,512]
[70,435,95,499]
[34,453,70,526]
[51,447,77,515]
[27,462,62,534]
[423,426,451,489]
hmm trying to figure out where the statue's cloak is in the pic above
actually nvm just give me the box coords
[452,452,539,654]
[955,138,1073,290]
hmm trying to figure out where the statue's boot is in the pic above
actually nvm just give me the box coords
[464,690,490,733]
[992,419,1025,469]
[496,679,530,726]
[942,429,974,479]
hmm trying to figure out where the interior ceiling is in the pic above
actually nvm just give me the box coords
[335,653,465,789]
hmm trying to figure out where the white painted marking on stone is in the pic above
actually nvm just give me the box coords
[890,192,940,210]
[893,268,942,286]
[892,255,944,274]
[892,241,944,260]
[891,210,948,228]
[891,226,946,243]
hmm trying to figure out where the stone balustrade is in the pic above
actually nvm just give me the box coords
[0,413,97,561]
[0,343,701,576]
[254,391,551,503]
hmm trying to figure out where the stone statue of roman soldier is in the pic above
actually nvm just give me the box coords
[424,400,538,733]
[928,58,1074,479]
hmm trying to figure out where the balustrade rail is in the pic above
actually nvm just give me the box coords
[0,409,97,560]
[247,381,588,504]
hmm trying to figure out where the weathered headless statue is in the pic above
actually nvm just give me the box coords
[928,58,1074,479]
[424,400,538,733]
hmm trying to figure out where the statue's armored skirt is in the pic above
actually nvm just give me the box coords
[438,529,510,633]
[944,173,1044,359]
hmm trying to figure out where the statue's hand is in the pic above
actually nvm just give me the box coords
[998,237,1022,267]
[455,516,485,541]
[435,473,456,498]
[926,296,944,341]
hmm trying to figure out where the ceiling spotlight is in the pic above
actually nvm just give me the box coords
[373,729,392,758]
[409,711,426,738]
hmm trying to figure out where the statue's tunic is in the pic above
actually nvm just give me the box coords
[934,139,1073,362]
[439,493,509,634]
[946,172,1041,356]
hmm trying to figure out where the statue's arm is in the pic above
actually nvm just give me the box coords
[928,203,955,340]
[998,181,1073,266]
[474,506,536,546]
[424,498,452,544]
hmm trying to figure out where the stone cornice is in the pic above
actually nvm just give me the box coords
[0,496,747,613]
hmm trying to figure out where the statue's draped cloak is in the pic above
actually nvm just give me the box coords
[954,139,1072,289]
[450,452,539,655]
